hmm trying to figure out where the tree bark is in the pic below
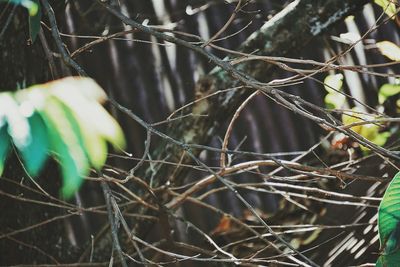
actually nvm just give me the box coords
[139,0,369,194]
[94,0,370,261]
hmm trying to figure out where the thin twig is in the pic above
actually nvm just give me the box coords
[41,0,87,76]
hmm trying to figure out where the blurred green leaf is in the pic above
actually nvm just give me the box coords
[374,0,397,19]
[39,96,90,199]
[377,251,400,267]
[58,100,108,171]
[379,84,400,104]
[378,172,400,258]
[50,80,110,169]
[1,0,38,16]
[377,41,400,62]
[19,112,49,177]
[342,109,389,150]
[324,73,344,94]
[85,103,126,150]
[28,0,41,42]
[324,92,346,109]
[50,77,126,151]
[0,77,125,198]
[0,93,31,150]
[0,124,11,176]
[341,110,363,134]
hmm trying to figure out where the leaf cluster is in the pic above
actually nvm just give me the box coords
[0,77,125,198]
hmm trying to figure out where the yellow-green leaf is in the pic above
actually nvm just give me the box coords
[324,73,344,94]
[84,103,126,150]
[49,77,108,103]
[49,77,125,151]
[342,111,363,134]
[68,108,108,170]
[39,96,90,199]
[49,77,124,168]
[325,92,346,109]
[377,41,400,61]
[374,0,397,19]
[379,84,400,104]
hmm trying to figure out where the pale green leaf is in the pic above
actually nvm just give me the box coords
[379,84,400,104]
[324,74,344,94]
[49,77,108,103]
[339,32,360,44]
[50,77,125,168]
[49,77,126,151]
[58,101,108,170]
[324,92,346,109]
[371,132,390,147]
[0,93,31,150]
[39,96,90,199]
[88,103,126,150]
[377,41,400,61]
[374,0,398,19]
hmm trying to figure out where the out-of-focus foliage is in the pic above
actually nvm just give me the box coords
[324,73,345,109]
[377,172,400,267]
[0,77,125,198]
[376,41,400,111]
[374,0,398,19]
[377,41,400,62]
[379,83,400,105]
[2,0,41,42]
[341,109,390,149]
[1,0,38,15]
[28,0,41,42]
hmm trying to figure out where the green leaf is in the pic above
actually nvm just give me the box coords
[38,96,90,199]
[377,251,400,267]
[28,0,41,43]
[0,93,31,150]
[0,124,11,176]
[379,84,400,104]
[324,92,346,109]
[371,132,390,147]
[374,0,397,19]
[49,80,108,169]
[385,222,400,254]
[50,77,126,151]
[18,112,49,177]
[1,0,38,16]
[324,73,344,94]
[378,172,400,255]
[377,41,400,62]
[341,110,363,134]
[59,102,108,170]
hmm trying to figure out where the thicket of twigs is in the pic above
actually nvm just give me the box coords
[0,0,399,266]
